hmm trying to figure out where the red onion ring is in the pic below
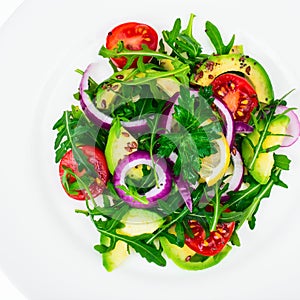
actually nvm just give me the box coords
[168,152,192,212]
[221,147,244,201]
[275,105,300,147]
[213,98,235,149]
[235,121,254,134]
[113,151,172,208]
[79,63,151,133]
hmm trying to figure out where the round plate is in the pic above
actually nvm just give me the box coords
[1,1,300,299]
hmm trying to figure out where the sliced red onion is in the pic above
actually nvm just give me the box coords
[79,64,111,130]
[213,98,235,149]
[168,152,192,212]
[221,147,244,201]
[79,63,150,133]
[235,121,254,134]
[275,105,300,147]
[113,151,172,208]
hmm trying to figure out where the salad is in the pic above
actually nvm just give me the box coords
[53,14,300,271]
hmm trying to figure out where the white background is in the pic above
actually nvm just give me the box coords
[0,2,26,300]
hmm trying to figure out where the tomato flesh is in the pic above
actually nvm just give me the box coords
[59,145,109,200]
[106,22,158,69]
[185,219,235,256]
[211,73,258,123]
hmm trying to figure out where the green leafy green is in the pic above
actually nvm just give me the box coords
[162,14,205,65]
[274,154,291,170]
[205,21,235,55]
[53,108,97,176]
[116,185,149,205]
[157,89,220,183]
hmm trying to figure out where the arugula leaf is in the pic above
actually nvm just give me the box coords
[166,18,181,44]
[274,154,291,170]
[159,232,178,245]
[53,110,97,176]
[235,169,282,230]
[175,221,185,247]
[53,103,109,174]
[94,227,166,267]
[225,182,262,212]
[62,167,95,197]
[116,185,149,205]
[162,14,204,65]
[230,230,241,247]
[105,205,129,231]
[205,21,235,55]
[99,44,174,64]
[147,184,206,244]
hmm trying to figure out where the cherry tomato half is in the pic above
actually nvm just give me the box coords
[106,22,158,69]
[211,73,258,123]
[59,145,109,200]
[185,219,235,256]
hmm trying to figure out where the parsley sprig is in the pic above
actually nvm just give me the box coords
[157,89,221,183]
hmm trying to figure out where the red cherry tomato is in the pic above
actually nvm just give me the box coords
[211,73,258,123]
[59,145,109,200]
[106,22,158,69]
[185,219,235,256]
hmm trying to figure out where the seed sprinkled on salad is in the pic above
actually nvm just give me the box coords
[53,13,300,272]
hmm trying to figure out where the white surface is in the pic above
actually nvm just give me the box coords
[0,2,27,300]
[0,1,300,300]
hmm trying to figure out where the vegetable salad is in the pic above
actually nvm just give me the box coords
[53,14,300,271]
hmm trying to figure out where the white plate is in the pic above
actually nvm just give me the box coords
[1,1,300,299]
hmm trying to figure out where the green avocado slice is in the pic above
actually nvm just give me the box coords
[101,236,129,272]
[160,236,232,271]
[242,114,290,184]
[101,209,164,272]
[192,54,274,104]
[105,119,139,175]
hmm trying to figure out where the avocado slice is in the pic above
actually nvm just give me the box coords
[160,234,232,271]
[117,208,164,236]
[160,58,175,71]
[192,54,274,104]
[156,77,180,97]
[95,68,140,109]
[102,209,164,271]
[95,83,121,110]
[242,114,290,184]
[101,236,129,272]
[105,120,139,175]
